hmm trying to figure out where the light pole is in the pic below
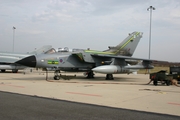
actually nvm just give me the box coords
[147,6,155,60]
[12,26,16,52]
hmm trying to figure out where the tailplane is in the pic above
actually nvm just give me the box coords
[104,31,143,56]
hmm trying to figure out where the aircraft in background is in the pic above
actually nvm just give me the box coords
[16,31,154,80]
[0,45,56,73]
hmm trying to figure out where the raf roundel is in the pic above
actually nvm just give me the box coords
[60,59,63,63]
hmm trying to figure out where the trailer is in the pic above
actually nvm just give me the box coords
[149,70,172,86]
[170,67,180,83]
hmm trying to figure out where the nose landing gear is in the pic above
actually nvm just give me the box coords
[54,70,61,80]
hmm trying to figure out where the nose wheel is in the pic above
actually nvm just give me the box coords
[54,70,61,80]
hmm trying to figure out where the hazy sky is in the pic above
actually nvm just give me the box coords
[0,0,180,62]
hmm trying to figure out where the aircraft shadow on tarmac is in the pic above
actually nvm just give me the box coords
[21,74,140,82]
[0,71,150,85]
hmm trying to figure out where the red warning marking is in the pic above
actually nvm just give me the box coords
[66,92,102,97]
[0,84,25,88]
[168,102,180,106]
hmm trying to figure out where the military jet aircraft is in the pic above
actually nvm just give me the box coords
[15,31,154,80]
[0,45,56,73]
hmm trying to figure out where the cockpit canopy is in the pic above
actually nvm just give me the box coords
[58,47,69,52]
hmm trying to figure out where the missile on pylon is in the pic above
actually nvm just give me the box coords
[92,65,122,74]
[92,64,154,74]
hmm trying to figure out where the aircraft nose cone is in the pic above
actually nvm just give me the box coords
[16,55,36,67]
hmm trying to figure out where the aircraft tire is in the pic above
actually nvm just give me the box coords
[12,69,18,73]
[86,71,94,79]
[106,74,114,80]
[54,75,60,80]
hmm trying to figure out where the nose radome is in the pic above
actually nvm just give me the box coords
[15,55,36,67]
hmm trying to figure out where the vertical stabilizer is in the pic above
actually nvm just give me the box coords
[104,32,143,56]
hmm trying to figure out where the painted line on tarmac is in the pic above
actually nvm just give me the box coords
[0,83,25,88]
[66,92,102,97]
[168,102,180,106]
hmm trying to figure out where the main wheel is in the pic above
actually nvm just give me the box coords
[86,71,94,79]
[12,69,18,73]
[106,74,114,80]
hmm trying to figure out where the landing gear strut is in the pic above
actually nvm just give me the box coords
[86,71,94,79]
[106,74,114,80]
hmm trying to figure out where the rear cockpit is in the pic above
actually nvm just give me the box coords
[44,48,56,54]
[58,47,69,52]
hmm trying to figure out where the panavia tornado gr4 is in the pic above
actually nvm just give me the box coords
[16,31,154,80]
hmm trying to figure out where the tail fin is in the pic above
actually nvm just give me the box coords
[104,31,143,56]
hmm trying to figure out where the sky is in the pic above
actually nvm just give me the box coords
[0,0,180,62]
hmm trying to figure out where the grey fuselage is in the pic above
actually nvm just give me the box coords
[35,51,96,72]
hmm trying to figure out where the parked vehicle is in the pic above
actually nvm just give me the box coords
[149,70,172,86]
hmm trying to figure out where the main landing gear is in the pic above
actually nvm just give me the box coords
[12,69,18,73]
[86,71,94,79]
[85,72,114,80]
[106,74,114,80]
[52,71,114,80]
